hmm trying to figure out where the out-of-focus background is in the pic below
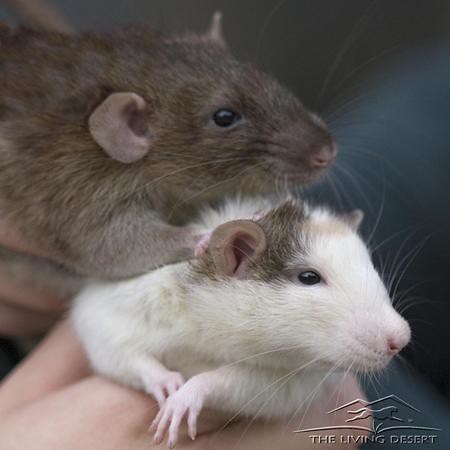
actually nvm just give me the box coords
[2,0,449,107]
[1,1,449,448]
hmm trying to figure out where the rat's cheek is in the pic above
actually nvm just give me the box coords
[313,326,355,367]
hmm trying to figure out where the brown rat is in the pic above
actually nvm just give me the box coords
[0,13,336,284]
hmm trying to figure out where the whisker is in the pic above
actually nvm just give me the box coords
[333,160,378,216]
[211,354,324,446]
[324,91,371,123]
[329,44,402,97]
[385,230,418,294]
[369,226,413,256]
[237,354,341,448]
[166,161,266,220]
[289,359,345,433]
[390,235,430,300]
[315,0,378,110]
[254,0,288,62]
[366,168,386,246]
[326,171,344,210]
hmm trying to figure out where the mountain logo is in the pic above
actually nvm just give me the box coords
[294,394,442,435]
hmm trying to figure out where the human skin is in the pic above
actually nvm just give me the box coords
[0,219,67,337]
[0,322,369,450]
[0,227,370,449]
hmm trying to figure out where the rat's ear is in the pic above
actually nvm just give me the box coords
[209,220,266,278]
[88,92,154,164]
[342,209,364,231]
[206,11,226,49]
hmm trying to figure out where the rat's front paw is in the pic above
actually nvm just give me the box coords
[150,384,204,448]
[142,370,185,409]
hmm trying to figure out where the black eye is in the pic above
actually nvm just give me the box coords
[213,109,241,127]
[298,271,321,285]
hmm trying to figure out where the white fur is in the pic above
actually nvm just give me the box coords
[71,197,410,422]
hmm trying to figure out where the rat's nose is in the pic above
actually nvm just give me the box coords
[386,334,408,355]
[311,141,337,168]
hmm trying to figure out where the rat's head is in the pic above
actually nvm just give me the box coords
[87,13,335,204]
[194,200,410,373]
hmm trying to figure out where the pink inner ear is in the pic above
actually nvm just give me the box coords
[124,102,150,137]
[230,234,259,275]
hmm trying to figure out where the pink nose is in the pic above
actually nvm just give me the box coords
[387,335,408,355]
[311,142,337,168]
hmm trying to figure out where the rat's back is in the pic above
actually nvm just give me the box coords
[0,24,163,119]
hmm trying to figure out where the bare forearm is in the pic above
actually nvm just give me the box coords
[0,320,89,417]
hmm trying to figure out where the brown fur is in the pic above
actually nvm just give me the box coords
[193,200,308,282]
[0,21,334,284]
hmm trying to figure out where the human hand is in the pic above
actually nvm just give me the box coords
[0,321,370,450]
[0,219,68,337]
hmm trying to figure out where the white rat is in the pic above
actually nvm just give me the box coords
[71,197,411,448]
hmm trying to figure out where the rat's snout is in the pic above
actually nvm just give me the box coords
[310,141,337,168]
[345,307,411,371]
[372,315,411,360]
[378,319,411,363]
[384,308,411,355]
[386,329,410,355]
[267,118,336,179]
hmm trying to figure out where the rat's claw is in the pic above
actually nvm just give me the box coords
[153,399,189,448]
[153,408,172,445]
[167,406,186,448]
[151,383,205,447]
[148,409,162,433]
[187,407,199,440]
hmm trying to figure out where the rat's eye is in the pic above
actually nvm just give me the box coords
[213,109,241,127]
[298,271,321,285]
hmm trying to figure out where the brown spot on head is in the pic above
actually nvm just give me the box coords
[193,199,308,282]
[250,200,307,281]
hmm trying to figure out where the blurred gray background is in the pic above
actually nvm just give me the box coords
[1,1,449,448]
[1,0,449,109]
